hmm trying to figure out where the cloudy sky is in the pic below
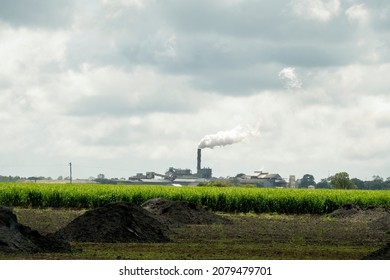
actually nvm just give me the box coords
[1,0,390,181]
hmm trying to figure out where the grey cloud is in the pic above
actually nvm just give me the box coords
[59,0,381,98]
[3,0,390,180]
[186,64,283,94]
[158,0,352,42]
[157,0,285,38]
[0,0,75,28]
[68,93,197,117]
[68,2,340,60]
[270,44,358,67]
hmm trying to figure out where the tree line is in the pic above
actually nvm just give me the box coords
[2,172,390,190]
[0,175,54,182]
[298,173,390,190]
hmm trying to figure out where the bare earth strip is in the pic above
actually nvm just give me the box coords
[1,207,388,260]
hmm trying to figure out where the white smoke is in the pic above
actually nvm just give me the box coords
[198,125,260,149]
[278,67,302,89]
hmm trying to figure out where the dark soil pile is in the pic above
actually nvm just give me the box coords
[366,207,390,230]
[141,198,231,228]
[328,204,362,218]
[53,202,169,243]
[328,204,390,230]
[0,206,71,253]
[362,242,390,260]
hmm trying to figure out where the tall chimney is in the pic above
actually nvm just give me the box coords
[197,148,201,173]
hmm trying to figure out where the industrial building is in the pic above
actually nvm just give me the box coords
[127,167,208,186]
[118,148,289,187]
[125,149,212,186]
[236,171,287,187]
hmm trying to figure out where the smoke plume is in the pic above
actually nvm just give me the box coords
[198,125,260,149]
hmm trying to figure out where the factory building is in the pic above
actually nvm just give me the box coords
[237,171,287,187]
[124,148,288,188]
[126,148,212,185]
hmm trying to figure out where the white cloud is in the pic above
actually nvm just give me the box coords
[278,67,302,89]
[1,0,390,180]
[290,0,341,22]
[0,25,68,79]
[345,4,370,25]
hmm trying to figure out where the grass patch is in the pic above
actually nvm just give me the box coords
[0,242,379,260]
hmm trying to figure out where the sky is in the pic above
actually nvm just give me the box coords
[1,0,390,181]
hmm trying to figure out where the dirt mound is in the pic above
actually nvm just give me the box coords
[362,242,390,260]
[328,204,362,218]
[364,206,390,230]
[54,202,169,243]
[328,204,390,231]
[0,206,71,253]
[141,198,231,228]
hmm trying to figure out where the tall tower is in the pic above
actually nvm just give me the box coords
[197,148,201,173]
[288,175,296,188]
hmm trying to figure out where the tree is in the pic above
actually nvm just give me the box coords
[316,178,330,189]
[330,172,356,189]
[235,173,246,178]
[351,178,365,189]
[299,174,316,188]
[365,175,390,190]
[372,175,383,182]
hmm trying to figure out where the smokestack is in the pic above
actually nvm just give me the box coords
[197,148,201,173]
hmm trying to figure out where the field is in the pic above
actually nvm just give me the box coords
[1,183,389,260]
[1,182,390,213]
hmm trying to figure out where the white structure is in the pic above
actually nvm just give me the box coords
[288,175,296,188]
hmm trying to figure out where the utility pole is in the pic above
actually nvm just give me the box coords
[69,162,72,184]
